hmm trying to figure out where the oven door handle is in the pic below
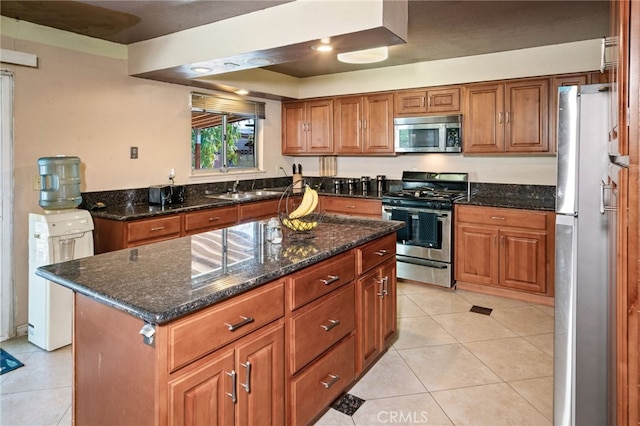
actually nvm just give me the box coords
[396,255,449,269]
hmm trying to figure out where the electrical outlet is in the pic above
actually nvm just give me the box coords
[130,146,139,159]
[32,175,41,191]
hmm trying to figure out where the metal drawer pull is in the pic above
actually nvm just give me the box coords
[226,370,237,403]
[374,249,389,256]
[240,361,251,393]
[209,217,220,221]
[225,316,255,331]
[321,374,340,389]
[345,205,356,209]
[319,275,340,285]
[382,276,389,296]
[490,216,506,221]
[150,226,165,231]
[320,319,340,331]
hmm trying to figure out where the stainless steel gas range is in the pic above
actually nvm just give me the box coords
[382,171,469,288]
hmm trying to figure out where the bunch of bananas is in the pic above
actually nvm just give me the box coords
[282,185,320,232]
[282,217,318,231]
[282,241,320,262]
[289,185,319,219]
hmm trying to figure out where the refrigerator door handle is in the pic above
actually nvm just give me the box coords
[600,179,616,214]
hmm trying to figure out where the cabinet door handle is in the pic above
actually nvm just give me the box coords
[490,216,506,221]
[363,120,367,129]
[422,96,426,107]
[498,112,503,124]
[374,249,389,256]
[150,226,165,231]
[240,361,251,393]
[501,235,505,248]
[382,276,389,296]
[225,315,254,331]
[319,275,340,285]
[320,319,341,331]
[377,278,385,297]
[320,374,340,389]
[226,370,237,403]
[506,112,510,124]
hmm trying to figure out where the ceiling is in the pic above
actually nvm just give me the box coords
[1,0,609,79]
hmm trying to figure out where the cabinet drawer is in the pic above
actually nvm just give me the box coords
[167,281,284,372]
[322,197,382,217]
[289,283,355,374]
[127,216,182,244]
[288,250,355,310]
[357,232,396,274]
[184,206,238,234]
[290,334,356,426]
[239,199,279,222]
[456,205,548,230]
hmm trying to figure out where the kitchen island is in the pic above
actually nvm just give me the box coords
[36,215,403,425]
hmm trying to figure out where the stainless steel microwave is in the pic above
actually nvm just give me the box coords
[394,115,462,153]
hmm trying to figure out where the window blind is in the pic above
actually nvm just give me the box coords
[191,92,266,118]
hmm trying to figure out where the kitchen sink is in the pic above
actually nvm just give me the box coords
[205,190,283,200]
[205,193,255,200]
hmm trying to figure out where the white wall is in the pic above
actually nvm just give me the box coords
[1,18,601,332]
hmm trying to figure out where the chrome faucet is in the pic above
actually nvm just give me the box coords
[232,180,239,193]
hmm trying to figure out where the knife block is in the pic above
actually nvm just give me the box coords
[292,173,303,193]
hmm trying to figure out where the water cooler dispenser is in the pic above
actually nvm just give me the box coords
[28,156,94,351]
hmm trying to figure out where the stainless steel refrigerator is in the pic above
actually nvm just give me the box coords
[554,84,614,425]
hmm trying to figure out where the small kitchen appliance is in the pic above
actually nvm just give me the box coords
[149,184,185,206]
[394,115,462,153]
[382,171,468,288]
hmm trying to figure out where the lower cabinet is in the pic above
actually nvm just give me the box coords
[357,258,397,373]
[454,205,554,299]
[320,196,382,218]
[168,322,285,426]
[73,232,398,425]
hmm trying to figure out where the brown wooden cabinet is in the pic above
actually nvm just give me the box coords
[320,196,382,219]
[455,205,554,301]
[168,322,284,426]
[463,78,549,154]
[355,233,397,374]
[282,99,333,155]
[395,86,461,116]
[334,93,394,154]
[184,205,238,235]
[93,215,183,253]
[285,251,357,425]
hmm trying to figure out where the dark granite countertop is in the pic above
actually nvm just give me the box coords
[89,191,382,221]
[455,183,556,212]
[36,215,403,325]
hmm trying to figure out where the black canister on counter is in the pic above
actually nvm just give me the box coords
[360,176,371,194]
[376,175,387,194]
[333,179,342,193]
[347,178,357,193]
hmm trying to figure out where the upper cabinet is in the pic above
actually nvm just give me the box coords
[464,78,549,154]
[282,99,333,155]
[395,87,461,116]
[608,0,631,157]
[334,93,394,155]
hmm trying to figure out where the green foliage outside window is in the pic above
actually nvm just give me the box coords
[192,123,241,169]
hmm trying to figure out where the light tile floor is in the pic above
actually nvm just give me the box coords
[0,281,554,426]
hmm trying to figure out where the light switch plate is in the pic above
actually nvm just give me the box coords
[130,146,138,159]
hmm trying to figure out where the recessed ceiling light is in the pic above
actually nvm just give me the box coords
[337,46,389,64]
[245,58,274,66]
[235,89,249,95]
[312,44,333,52]
[191,66,212,73]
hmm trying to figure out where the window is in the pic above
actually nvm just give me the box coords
[191,93,265,173]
